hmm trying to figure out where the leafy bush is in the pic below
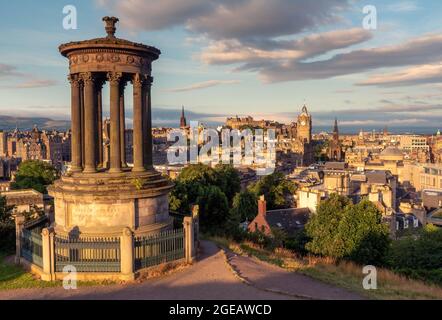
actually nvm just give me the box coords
[305,194,390,265]
[11,160,58,194]
[387,224,442,285]
[285,229,311,256]
[248,172,296,210]
[0,222,15,253]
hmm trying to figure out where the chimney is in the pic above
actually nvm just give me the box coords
[258,195,267,217]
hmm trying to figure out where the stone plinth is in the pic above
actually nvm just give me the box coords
[48,170,173,237]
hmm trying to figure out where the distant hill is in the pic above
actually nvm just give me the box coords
[0,115,70,131]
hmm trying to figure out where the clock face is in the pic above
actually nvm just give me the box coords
[301,121,306,126]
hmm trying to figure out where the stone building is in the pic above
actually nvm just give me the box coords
[0,131,7,157]
[328,118,342,161]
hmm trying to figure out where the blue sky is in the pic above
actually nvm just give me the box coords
[0,0,442,131]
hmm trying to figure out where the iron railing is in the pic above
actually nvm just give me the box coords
[21,228,43,268]
[134,228,185,270]
[54,235,121,273]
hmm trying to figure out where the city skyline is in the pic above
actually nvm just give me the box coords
[0,1,442,131]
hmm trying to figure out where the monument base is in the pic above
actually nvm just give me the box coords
[47,169,174,237]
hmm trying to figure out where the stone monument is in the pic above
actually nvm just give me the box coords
[48,17,173,237]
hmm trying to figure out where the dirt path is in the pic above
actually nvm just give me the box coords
[224,250,363,300]
[0,241,363,300]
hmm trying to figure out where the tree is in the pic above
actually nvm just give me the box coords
[0,196,15,224]
[213,164,241,204]
[230,191,257,222]
[305,194,390,265]
[387,224,442,285]
[196,185,229,233]
[248,172,296,210]
[169,164,238,232]
[0,195,16,252]
[11,160,58,194]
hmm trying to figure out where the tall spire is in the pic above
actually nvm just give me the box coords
[180,105,187,128]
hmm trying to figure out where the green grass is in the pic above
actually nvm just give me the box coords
[0,253,115,290]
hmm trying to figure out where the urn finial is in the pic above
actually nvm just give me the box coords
[102,16,119,38]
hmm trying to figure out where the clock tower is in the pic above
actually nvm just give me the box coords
[297,105,312,144]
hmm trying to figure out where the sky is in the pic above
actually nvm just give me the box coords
[0,0,441,132]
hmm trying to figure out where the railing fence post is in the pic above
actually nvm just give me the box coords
[41,227,54,281]
[183,216,195,263]
[14,212,25,264]
[192,205,200,250]
[120,227,135,281]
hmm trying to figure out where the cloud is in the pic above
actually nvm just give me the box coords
[201,28,372,65]
[97,0,350,41]
[258,33,442,82]
[166,79,240,92]
[13,79,58,89]
[386,1,420,12]
[0,64,23,77]
[357,64,442,87]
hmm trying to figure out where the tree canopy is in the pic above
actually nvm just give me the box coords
[169,163,241,233]
[305,194,390,265]
[11,160,59,194]
[248,172,296,210]
[230,190,258,222]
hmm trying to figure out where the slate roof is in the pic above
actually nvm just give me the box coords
[265,208,311,234]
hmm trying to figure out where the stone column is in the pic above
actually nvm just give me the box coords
[41,227,55,281]
[96,81,104,168]
[68,74,82,172]
[143,76,153,169]
[183,216,195,264]
[81,72,97,173]
[119,81,127,167]
[80,82,85,167]
[108,72,123,173]
[120,227,135,280]
[14,212,25,264]
[132,73,144,172]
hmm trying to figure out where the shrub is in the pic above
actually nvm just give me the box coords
[305,194,390,265]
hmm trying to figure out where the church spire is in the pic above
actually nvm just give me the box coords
[180,105,187,128]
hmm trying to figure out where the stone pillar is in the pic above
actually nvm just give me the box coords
[183,216,195,264]
[143,76,153,169]
[41,227,55,281]
[132,73,144,172]
[81,72,97,173]
[14,213,25,264]
[192,205,200,249]
[96,81,104,168]
[108,72,123,173]
[120,227,135,280]
[68,74,82,172]
[80,82,85,168]
[119,81,127,167]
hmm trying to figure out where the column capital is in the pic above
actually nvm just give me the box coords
[132,73,145,88]
[67,74,81,87]
[80,72,95,85]
[107,72,123,85]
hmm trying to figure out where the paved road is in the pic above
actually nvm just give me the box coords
[0,241,362,300]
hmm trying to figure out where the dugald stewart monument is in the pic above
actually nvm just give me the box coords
[49,17,173,238]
